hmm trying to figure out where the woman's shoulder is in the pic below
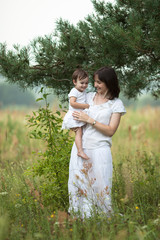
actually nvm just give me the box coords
[111,98,124,105]
[110,98,126,115]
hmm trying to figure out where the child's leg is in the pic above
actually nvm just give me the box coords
[75,127,89,160]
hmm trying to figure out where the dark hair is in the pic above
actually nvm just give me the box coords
[94,66,120,100]
[72,69,88,82]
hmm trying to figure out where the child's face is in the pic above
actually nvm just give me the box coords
[73,77,89,92]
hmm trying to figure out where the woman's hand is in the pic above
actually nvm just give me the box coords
[72,111,90,123]
[73,111,122,137]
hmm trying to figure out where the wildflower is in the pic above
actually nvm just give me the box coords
[153,219,160,225]
[135,206,139,210]
[15,203,22,208]
[129,221,135,225]
[120,195,129,203]
[50,214,55,218]
[54,222,59,225]
[70,228,73,231]
[21,224,23,227]
[34,199,37,202]
[0,192,8,196]
[16,194,20,197]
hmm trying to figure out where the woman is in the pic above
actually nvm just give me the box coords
[68,66,126,218]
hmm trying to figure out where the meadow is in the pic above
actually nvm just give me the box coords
[0,104,160,240]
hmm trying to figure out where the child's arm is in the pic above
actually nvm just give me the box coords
[70,97,89,109]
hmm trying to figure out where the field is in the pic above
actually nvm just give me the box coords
[0,106,160,240]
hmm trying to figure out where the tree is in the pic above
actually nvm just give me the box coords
[0,0,159,99]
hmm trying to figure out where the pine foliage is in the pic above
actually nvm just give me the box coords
[0,0,159,98]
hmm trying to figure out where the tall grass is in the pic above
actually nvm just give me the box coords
[0,107,160,240]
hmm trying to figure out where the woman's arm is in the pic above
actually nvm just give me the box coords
[70,97,89,109]
[72,111,121,137]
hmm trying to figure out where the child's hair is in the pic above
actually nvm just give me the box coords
[94,66,120,100]
[72,68,88,82]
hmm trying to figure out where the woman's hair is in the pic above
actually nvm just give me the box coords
[94,66,120,100]
[72,68,88,82]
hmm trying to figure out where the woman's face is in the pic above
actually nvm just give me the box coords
[94,74,108,95]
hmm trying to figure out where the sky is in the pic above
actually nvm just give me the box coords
[0,0,114,49]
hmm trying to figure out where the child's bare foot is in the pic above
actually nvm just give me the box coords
[77,151,89,160]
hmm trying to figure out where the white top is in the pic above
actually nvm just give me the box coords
[68,88,87,111]
[82,92,126,149]
[62,87,87,129]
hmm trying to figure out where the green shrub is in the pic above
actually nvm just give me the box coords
[26,90,73,210]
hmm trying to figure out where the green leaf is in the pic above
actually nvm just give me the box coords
[36,98,43,102]
[43,93,50,99]
[39,87,44,93]
[56,111,61,116]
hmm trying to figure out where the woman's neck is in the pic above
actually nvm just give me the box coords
[93,92,110,105]
[96,92,108,98]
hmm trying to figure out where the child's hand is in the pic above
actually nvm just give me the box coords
[86,104,90,109]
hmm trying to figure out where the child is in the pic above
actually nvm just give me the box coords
[62,69,90,160]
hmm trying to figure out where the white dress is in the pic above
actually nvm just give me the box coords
[68,92,126,218]
[62,88,87,129]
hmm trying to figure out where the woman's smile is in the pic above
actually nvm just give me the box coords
[94,74,108,96]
